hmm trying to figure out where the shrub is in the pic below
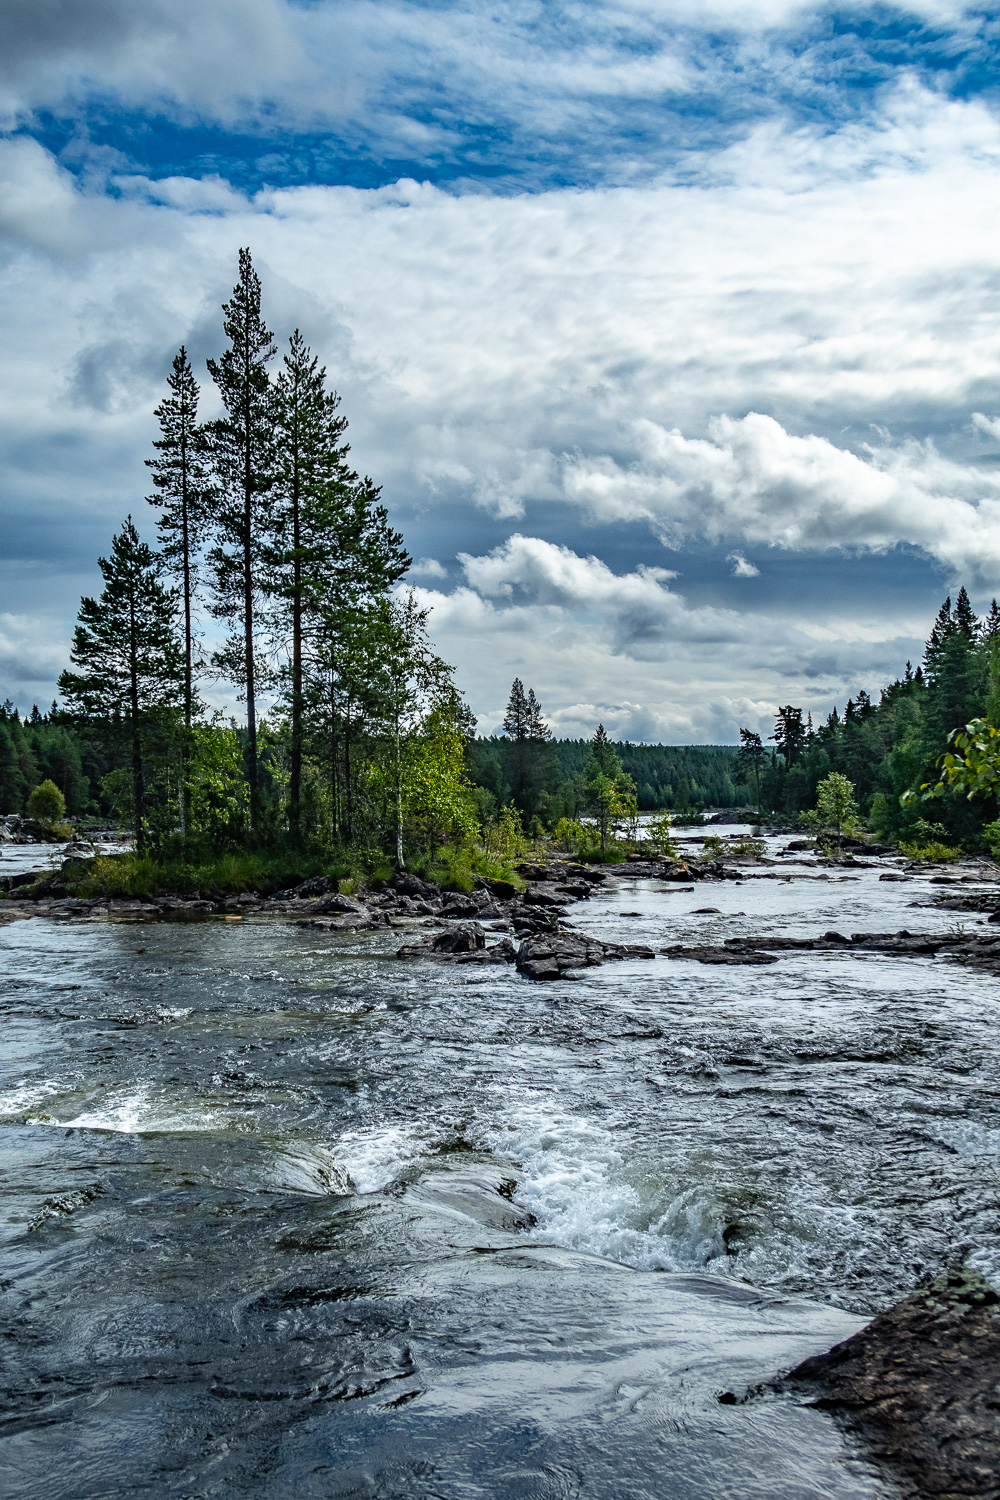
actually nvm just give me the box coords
[645,810,678,858]
[898,840,962,864]
[27,779,67,828]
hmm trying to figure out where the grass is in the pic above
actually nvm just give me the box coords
[34,840,527,901]
[60,849,354,900]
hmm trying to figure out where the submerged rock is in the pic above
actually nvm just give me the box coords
[516,930,655,980]
[785,1268,1000,1499]
[397,924,517,965]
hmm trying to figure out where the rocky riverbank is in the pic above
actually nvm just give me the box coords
[780,1268,1000,1500]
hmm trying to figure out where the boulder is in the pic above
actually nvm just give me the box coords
[477,877,519,901]
[785,1267,1000,1500]
[386,872,442,900]
[314,893,368,916]
[516,931,655,981]
[522,886,566,908]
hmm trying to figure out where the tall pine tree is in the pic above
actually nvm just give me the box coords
[206,249,276,829]
[59,519,183,855]
[145,346,211,832]
[270,331,352,843]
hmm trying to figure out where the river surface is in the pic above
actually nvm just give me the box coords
[3,828,1000,1498]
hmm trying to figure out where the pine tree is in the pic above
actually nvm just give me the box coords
[734,728,765,811]
[503,679,529,740]
[525,689,551,742]
[146,346,211,832]
[59,518,184,855]
[953,585,979,640]
[270,330,409,842]
[270,330,350,843]
[771,706,806,767]
[205,249,277,829]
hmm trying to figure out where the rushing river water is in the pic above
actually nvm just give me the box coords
[3,828,1000,1498]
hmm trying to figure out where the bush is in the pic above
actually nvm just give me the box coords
[898,840,962,864]
[27,779,67,828]
[645,810,678,858]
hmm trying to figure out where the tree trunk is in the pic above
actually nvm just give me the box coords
[289,462,302,845]
[395,715,404,869]
[128,572,145,857]
[180,432,192,838]
[243,487,258,832]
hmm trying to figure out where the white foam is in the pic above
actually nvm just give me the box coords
[484,1098,729,1271]
[336,1123,432,1193]
[0,1079,63,1118]
[43,1087,222,1134]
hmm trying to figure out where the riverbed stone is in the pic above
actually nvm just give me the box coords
[785,1267,1000,1500]
[516,930,655,980]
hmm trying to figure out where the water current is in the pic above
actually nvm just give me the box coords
[3,827,999,1497]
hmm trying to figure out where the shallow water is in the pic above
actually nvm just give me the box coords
[2,832,999,1497]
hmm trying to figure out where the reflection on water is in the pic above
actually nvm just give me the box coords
[1,832,998,1496]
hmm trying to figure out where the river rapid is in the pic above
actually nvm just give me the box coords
[3,827,999,1498]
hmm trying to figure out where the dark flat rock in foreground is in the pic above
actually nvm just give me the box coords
[785,1268,1000,1498]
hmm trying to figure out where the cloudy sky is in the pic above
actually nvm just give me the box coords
[3,0,1000,740]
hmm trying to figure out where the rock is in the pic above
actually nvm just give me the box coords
[438,893,487,918]
[516,931,655,980]
[879,871,910,881]
[560,864,607,884]
[477,877,519,901]
[397,926,516,965]
[291,875,336,897]
[398,922,485,956]
[313,893,368,915]
[296,913,381,931]
[785,1268,1000,1500]
[552,882,591,899]
[522,886,566,908]
[385,872,441,900]
[661,943,781,966]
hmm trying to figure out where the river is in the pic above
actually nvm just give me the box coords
[2,827,998,1497]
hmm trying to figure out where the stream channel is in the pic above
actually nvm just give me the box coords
[2,826,1000,1498]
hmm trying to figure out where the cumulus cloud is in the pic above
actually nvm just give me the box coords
[410,535,925,741]
[3,72,1000,729]
[564,413,1000,585]
[728,552,760,577]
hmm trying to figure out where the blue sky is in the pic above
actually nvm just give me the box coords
[3,0,1000,738]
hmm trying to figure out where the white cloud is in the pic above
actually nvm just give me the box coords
[728,551,760,577]
[4,78,1000,727]
[564,413,1000,585]
[406,536,925,740]
[409,556,448,579]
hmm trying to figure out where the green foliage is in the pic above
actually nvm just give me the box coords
[814,772,859,836]
[898,839,962,863]
[982,820,1000,862]
[644,809,679,857]
[482,805,530,861]
[26,778,65,827]
[702,834,765,859]
[925,719,1000,801]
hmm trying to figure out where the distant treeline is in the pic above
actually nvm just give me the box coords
[465,735,747,819]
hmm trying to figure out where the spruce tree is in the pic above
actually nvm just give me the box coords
[145,346,211,831]
[59,518,183,855]
[205,249,276,829]
[503,679,529,739]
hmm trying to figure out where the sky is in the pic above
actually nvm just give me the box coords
[3,1,1000,741]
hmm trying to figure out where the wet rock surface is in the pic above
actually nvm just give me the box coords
[784,1269,1000,1499]
[662,928,1000,975]
[516,930,656,980]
